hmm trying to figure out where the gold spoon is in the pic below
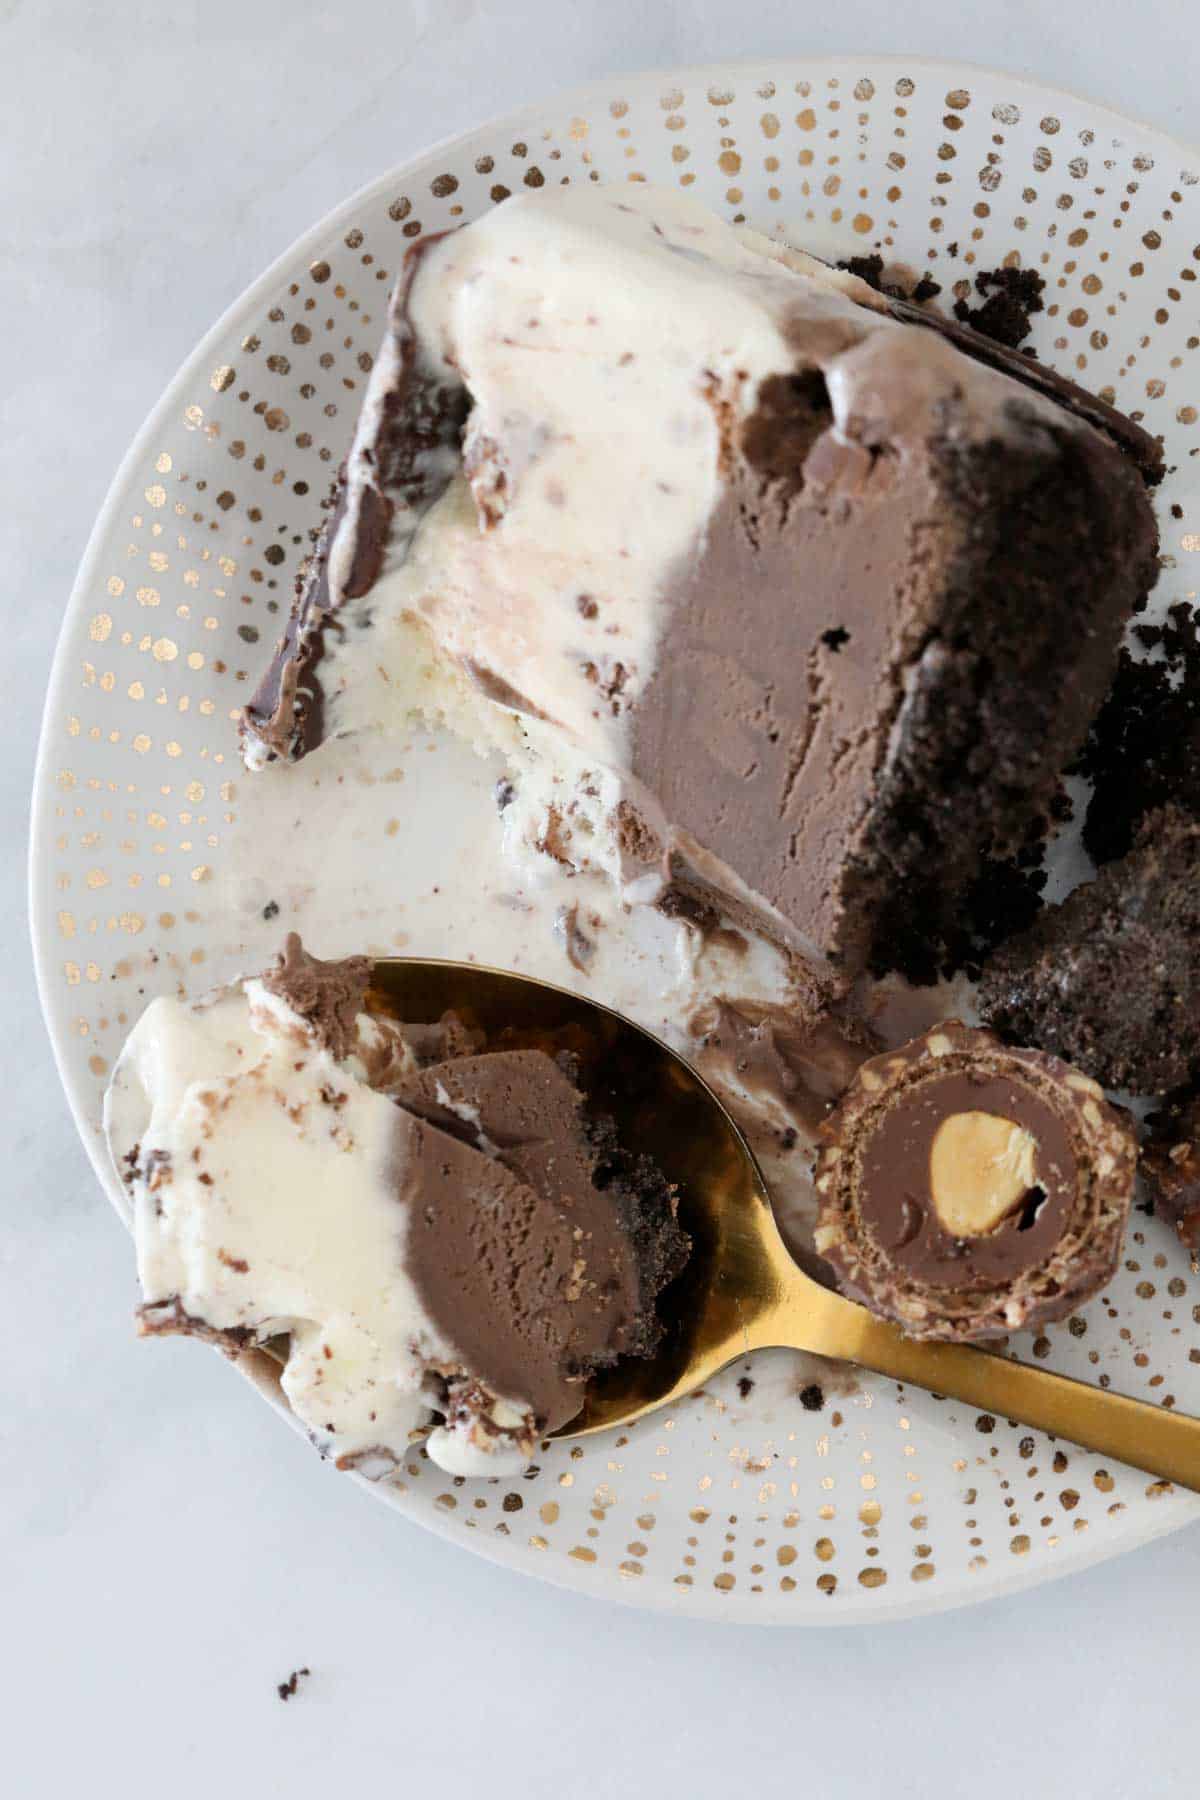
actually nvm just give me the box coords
[371,957,1200,1491]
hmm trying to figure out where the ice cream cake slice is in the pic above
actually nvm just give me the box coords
[242,184,1160,982]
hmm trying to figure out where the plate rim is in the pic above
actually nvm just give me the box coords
[30,51,1200,1626]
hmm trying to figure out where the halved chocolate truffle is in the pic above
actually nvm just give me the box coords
[813,1021,1137,1340]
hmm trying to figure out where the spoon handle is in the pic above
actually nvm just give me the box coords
[792,1286,1200,1491]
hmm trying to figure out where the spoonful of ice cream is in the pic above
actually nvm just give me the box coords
[106,941,1200,1490]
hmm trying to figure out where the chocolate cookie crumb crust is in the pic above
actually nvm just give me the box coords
[979,806,1200,1094]
[1076,600,1200,867]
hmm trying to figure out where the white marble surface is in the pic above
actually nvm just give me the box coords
[7,3,1199,1794]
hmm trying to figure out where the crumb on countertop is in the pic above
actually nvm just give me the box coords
[277,1666,311,1703]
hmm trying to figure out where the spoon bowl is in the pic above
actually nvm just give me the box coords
[371,958,1200,1490]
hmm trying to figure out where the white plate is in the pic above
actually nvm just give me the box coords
[31,56,1200,1624]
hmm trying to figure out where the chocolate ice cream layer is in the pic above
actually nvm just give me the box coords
[637,402,1158,976]
[241,184,1159,981]
[814,1022,1136,1340]
[392,1051,686,1427]
[105,937,685,1476]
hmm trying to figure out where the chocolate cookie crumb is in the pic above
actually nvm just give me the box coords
[836,253,941,304]
[799,1383,825,1412]
[737,1375,755,1399]
[980,806,1200,1093]
[277,1667,311,1703]
[872,834,1053,987]
[954,844,1050,976]
[952,266,1046,349]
